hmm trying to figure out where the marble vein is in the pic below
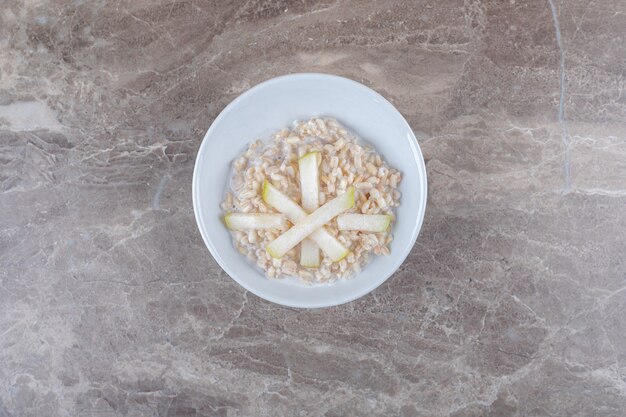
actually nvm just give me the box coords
[548,0,572,193]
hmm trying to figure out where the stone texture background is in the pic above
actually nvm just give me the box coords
[1,0,625,416]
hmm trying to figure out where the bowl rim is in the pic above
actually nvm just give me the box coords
[192,72,427,308]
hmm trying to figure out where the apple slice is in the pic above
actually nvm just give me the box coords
[266,188,355,259]
[263,181,349,261]
[299,151,321,267]
[337,214,392,232]
[224,213,287,231]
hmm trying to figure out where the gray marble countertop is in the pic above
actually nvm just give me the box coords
[1,1,625,416]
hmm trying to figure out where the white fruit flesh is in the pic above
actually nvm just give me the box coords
[224,213,287,230]
[337,214,392,232]
[266,188,355,258]
[300,239,320,268]
[263,181,349,261]
[299,151,320,267]
[299,151,320,210]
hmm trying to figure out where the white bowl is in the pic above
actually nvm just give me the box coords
[193,73,427,308]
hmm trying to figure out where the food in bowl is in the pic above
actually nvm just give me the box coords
[220,117,402,283]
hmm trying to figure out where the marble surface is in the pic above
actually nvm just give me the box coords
[1,0,625,416]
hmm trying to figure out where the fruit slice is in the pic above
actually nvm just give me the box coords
[266,188,355,258]
[337,214,392,232]
[299,151,320,210]
[262,180,307,220]
[300,239,320,268]
[263,181,350,261]
[224,213,287,231]
[299,151,320,267]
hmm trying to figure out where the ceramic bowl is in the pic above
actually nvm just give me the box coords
[193,73,427,308]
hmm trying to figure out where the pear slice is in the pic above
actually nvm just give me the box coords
[299,151,320,210]
[262,180,307,221]
[337,214,392,232]
[263,181,350,261]
[299,151,321,267]
[300,239,320,268]
[224,213,287,231]
[266,188,355,259]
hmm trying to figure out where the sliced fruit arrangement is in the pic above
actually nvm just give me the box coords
[266,188,355,259]
[224,149,395,267]
[263,181,349,262]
